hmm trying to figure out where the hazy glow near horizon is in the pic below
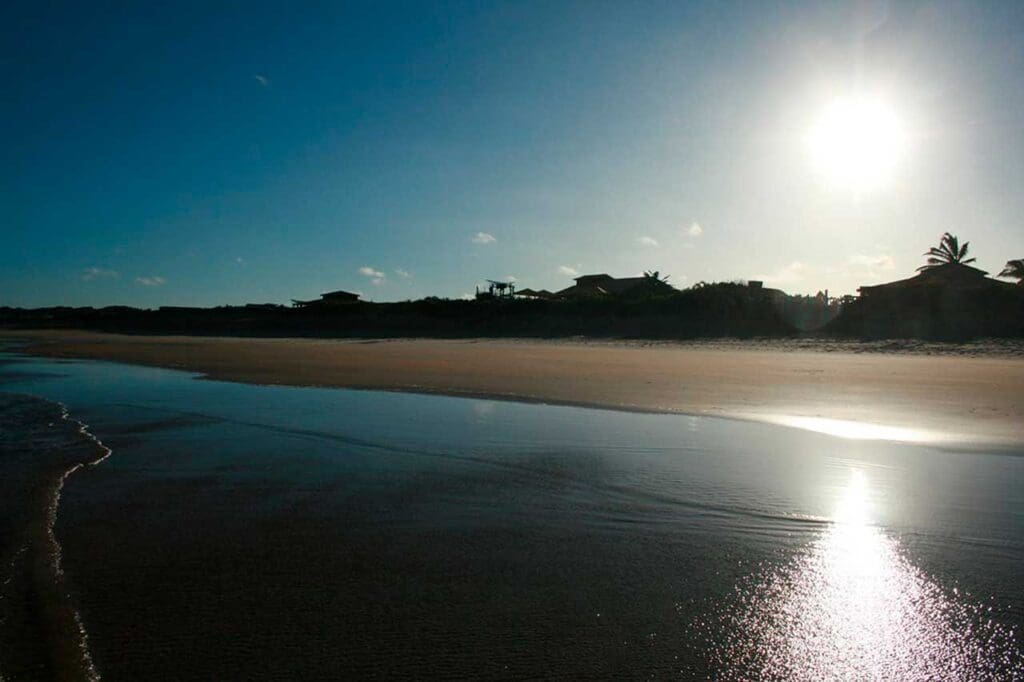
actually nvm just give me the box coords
[806,95,907,192]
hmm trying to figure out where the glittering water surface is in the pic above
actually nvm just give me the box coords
[0,351,1021,680]
[708,470,1023,680]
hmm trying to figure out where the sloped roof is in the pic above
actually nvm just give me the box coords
[321,289,361,299]
[602,277,650,294]
[516,288,556,299]
[292,289,362,307]
[555,284,605,298]
[916,263,988,279]
[556,274,672,298]
[859,263,994,295]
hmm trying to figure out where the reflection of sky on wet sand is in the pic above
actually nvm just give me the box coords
[3,356,1021,678]
[708,470,1024,680]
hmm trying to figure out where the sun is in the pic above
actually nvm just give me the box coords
[806,95,906,192]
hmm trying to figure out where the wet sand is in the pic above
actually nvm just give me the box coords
[4,330,1023,449]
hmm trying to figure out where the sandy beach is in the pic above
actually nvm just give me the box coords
[3,330,1023,449]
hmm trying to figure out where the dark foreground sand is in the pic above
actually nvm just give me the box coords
[4,330,1023,449]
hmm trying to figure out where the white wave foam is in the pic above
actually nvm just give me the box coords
[44,404,114,682]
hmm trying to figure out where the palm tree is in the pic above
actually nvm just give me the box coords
[638,270,672,297]
[998,259,1024,284]
[918,232,976,272]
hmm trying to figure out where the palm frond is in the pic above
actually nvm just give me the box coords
[921,232,973,269]
[999,259,1024,281]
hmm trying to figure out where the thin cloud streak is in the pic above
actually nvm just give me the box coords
[359,266,386,285]
[847,254,895,270]
[81,267,119,281]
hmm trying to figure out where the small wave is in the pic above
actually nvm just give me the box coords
[0,394,110,682]
[44,404,112,682]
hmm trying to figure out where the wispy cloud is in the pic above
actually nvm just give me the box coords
[81,267,119,281]
[359,266,386,285]
[394,268,411,279]
[757,261,810,286]
[637,236,659,247]
[847,254,895,270]
[254,74,269,87]
[844,253,896,283]
[755,254,896,292]
[687,222,703,237]
[472,231,496,244]
[505,275,517,283]
[558,265,580,277]
[135,276,166,287]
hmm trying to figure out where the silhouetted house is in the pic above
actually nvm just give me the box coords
[292,290,361,308]
[515,288,556,300]
[555,273,674,299]
[857,263,992,298]
[829,263,1024,339]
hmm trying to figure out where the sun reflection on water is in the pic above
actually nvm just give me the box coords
[769,415,939,443]
[706,470,1023,680]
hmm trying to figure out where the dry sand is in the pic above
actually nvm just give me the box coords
[3,330,1023,449]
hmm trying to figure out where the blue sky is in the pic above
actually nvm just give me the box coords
[4,1,1024,306]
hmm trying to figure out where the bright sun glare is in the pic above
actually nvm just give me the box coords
[806,95,906,192]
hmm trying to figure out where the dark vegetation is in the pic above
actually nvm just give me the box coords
[999,259,1024,284]
[0,283,795,340]
[3,234,1022,342]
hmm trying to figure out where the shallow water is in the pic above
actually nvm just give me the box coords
[0,352,1021,679]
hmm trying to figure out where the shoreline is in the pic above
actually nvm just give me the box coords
[3,329,1024,450]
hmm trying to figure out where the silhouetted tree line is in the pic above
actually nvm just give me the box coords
[5,232,1023,341]
[777,294,842,331]
[0,283,795,340]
